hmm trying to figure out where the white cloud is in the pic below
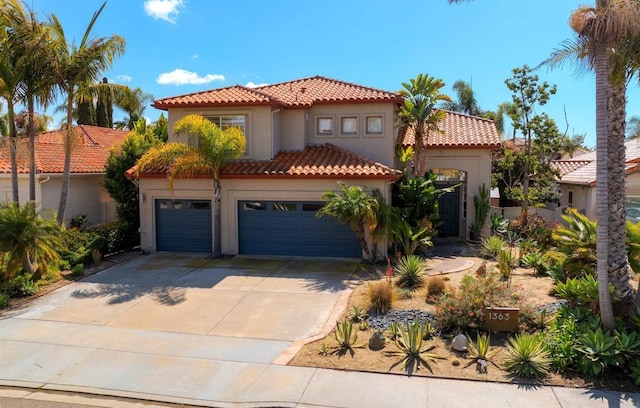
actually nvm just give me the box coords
[114,74,132,83]
[192,54,199,59]
[156,69,225,86]
[144,0,186,24]
[245,81,268,88]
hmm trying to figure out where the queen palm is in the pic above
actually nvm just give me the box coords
[7,2,57,201]
[48,1,125,224]
[0,0,28,203]
[136,114,246,258]
[317,182,378,260]
[397,74,451,178]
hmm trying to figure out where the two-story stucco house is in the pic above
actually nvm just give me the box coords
[134,76,499,257]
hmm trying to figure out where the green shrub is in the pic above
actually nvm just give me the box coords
[395,255,427,289]
[427,276,446,298]
[396,288,414,299]
[503,334,551,379]
[434,274,535,332]
[520,251,548,275]
[490,213,509,237]
[368,281,393,314]
[88,221,139,254]
[0,292,8,309]
[348,305,368,323]
[71,264,85,277]
[630,360,640,386]
[393,321,445,372]
[510,214,553,249]
[480,236,507,260]
[631,307,640,330]
[498,248,515,281]
[575,328,620,376]
[614,329,640,366]
[3,274,39,297]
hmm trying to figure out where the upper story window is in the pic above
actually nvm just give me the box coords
[206,115,246,133]
[317,117,334,136]
[341,116,358,135]
[366,115,383,135]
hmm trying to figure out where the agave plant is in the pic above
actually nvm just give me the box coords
[503,334,551,379]
[395,254,428,288]
[466,332,499,373]
[575,328,620,376]
[393,321,445,373]
[348,305,368,323]
[480,235,507,260]
[334,320,359,353]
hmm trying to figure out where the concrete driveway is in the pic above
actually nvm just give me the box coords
[0,253,360,402]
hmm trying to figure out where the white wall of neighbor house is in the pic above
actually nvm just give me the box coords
[138,177,392,257]
[424,148,493,238]
[0,174,115,225]
[306,103,396,167]
[39,174,114,226]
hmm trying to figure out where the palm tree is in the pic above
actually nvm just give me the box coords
[7,2,57,201]
[0,0,28,203]
[136,114,246,258]
[0,202,63,279]
[441,79,481,116]
[48,1,125,224]
[317,182,379,260]
[397,74,451,178]
[626,115,640,139]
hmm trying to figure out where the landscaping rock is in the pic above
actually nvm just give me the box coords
[367,309,435,331]
[451,333,468,352]
[368,332,386,350]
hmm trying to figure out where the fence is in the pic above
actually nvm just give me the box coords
[490,206,561,224]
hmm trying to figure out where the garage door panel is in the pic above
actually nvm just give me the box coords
[238,201,361,257]
[156,199,212,253]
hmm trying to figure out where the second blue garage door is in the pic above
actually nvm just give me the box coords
[238,201,362,257]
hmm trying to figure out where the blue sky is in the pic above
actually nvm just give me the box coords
[28,0,640,148]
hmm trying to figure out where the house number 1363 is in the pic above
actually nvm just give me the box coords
[489,312,509,320]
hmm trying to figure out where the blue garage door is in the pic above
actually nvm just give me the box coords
[238,201,362,257]
[156,199,212,252]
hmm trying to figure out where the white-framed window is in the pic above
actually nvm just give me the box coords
[340,116,358,136]
[206,115,246,133]
[365,115,383,135]
[317,117,334,136]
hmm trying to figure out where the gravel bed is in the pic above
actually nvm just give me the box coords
[367,309,435,331]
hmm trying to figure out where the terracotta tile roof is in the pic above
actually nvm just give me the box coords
[399,110,501,148]
[552,139,640,186]
[133,143,401,180]
[153,76,403,109]
[549,160,591,177]
[0,125,128,174]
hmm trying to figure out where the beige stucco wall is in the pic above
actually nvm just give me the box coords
[166,106,273,160]
[279,109,306,151]
[306,103,396,167]
[424,148,493,238]
[0,174,115,225]
[138,177,391,257]
[39,175,115,226]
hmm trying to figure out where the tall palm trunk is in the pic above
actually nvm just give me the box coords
[28,95,36,201]
[57,93,74,224]
[7,99,19,203]
[212,178,222,258]
[594,36,615,329]
[608,80,634,308]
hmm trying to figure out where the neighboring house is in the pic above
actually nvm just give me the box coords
[398,110,501,237]
[0,125,129,225]
[550,139,640,221]
[134,76,499,257]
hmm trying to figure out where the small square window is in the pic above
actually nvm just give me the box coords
[341,117,358,135]
[366,116,383,134]
[317,118,333,135]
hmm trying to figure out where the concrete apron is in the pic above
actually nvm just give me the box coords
[0,253,361,406]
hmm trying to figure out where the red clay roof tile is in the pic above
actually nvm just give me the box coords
[153,76,403,109]
[399,110,500,148]
[133,143,401,180]
[0,125,128,174]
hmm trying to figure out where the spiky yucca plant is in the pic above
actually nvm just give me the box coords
[503,334,551,379]
[394,321,445,373]
[395,254,428,288]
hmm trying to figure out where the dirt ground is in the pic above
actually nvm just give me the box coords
[288,251,640,392]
